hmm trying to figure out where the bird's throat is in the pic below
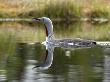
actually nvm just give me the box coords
[44,24,53,41]
[44,24,48,36]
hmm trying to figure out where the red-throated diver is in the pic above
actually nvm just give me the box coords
[33,17,96,48]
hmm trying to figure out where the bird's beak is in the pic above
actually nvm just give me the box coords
[33,18,41,22]
[32,65,40,69]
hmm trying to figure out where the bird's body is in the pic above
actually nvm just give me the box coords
[51,38,96,48]
[42,38,96,49]
[34,17,96,49]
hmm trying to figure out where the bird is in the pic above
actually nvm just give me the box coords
[33,17,96,48]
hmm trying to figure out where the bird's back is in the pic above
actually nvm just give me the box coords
[50,38,96,48]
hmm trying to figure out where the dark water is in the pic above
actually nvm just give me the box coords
[1,43,110,82]
[0,22,110,82]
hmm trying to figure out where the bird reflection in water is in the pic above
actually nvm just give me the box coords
[33,41,95,70]
[33,43,54,70]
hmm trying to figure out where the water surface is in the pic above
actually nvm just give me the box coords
[0,22,110,82]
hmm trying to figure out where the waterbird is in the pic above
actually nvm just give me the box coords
[33,17,96,48]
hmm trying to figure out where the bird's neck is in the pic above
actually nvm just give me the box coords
[44,23,54,41]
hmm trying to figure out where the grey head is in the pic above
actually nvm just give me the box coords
[33,17,52,24]
[33,17,54,41]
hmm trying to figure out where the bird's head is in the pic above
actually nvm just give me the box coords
[33,17,53,38]
[33,17,52,24]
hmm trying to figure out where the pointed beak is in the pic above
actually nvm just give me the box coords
[33,18,41,22]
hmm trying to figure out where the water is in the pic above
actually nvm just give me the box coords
[0,22,110,82]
